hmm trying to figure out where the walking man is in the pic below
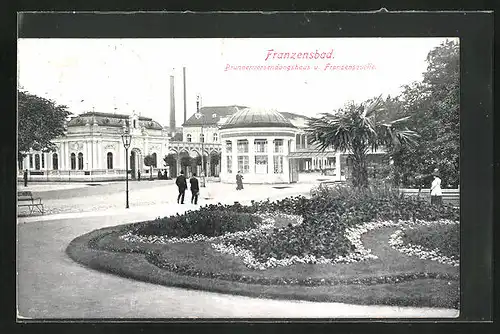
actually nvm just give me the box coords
[190,173,200,205]
[176,170,188,204]
[23,169,28,187]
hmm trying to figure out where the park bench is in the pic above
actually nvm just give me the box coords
[17,191,44,215]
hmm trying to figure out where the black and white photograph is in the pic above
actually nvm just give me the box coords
[16,35,462,319]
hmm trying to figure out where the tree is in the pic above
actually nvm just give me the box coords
[393,40,460,188]
[143,154,155,180]
[163,153,177,178]
[307,96,419,188]
[210,152,221,176]
[164,153,176,167]
[18,90,71,161]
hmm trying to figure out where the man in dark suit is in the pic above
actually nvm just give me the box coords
[175,170,188,204]
[190,173,200,205]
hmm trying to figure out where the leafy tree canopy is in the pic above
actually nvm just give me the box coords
[18,90,71,159]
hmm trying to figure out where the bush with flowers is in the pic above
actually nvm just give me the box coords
[134,205,263,238]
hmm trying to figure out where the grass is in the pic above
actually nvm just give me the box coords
[66,223,460,309]
[402,223,459,260]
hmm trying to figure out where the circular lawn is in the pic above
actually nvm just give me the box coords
[67,192,460,309]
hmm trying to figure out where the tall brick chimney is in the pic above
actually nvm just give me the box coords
[169,73,176,134]
[183,67,187,124]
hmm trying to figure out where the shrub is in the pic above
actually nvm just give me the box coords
[135,208,262,238]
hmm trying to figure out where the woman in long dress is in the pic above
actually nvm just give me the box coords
[236,171,244,190]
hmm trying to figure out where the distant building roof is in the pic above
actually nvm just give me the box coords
[182,106,247,126]
[220,107,296,130]
[67,112,163,130]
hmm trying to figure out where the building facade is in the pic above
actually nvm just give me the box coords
[18,111,170,182]
[219,107,301,184]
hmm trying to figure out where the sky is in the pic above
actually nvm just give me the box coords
[17,37,457,127]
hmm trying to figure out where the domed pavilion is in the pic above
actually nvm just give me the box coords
[219,107,300,184]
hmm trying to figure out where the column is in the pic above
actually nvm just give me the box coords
[91,139,96,170]
[232,138,237,175]
[97,140,102,170]
[63,141,68,170]
[119,141,125,170]
[267,137,274,177]
[176,152,181,176]
[248,137,255,175]
[335,152,341,181]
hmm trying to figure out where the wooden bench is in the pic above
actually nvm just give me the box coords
[17,191,44,215]
[400,188,460,207]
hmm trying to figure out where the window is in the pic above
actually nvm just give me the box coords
[254,139,267,153]
[34,154,40,170]
[274,139,284,153]
[186,134,192,142]
[273,155,284,173]
[200,133,205,143]
[133,120,137,128]
[78,152,84,170]
[225,140,232,153]
[255,155,268,174]
[213,133,218,142]
[237,140,248,153]
[302,134,307,148]
[226,156,233,174]
[29,154,33,168]
[107,152,113,169]
[52,153,58,170]
[152,153,157,167]
[237,156,249,174]
[70,153,76,170]
[41,153,45,168]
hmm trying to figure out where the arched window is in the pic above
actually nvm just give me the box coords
[78,152,84,170]
[52,153,58,170]
[34,154,40,170]
[70,153,76,170]
[200,134,205,143]
[213,133,218,142]
[152,152,157,167]
[186,134,192,142]
[107,152,113,169]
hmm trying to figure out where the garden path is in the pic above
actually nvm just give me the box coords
[361,227,459,277]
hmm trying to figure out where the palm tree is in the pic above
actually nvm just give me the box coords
[307,96,419,188]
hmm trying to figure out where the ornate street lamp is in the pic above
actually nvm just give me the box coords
[195,94,206,187]
[121,129,132,208]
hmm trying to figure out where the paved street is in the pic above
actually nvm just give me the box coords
[17,174,459,319]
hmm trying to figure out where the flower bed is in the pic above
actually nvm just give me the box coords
[119,185,460,272]
[389,220,459,267]
[133,205,263,238]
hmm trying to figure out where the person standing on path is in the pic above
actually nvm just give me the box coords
[23,169,28,187]
[236,170,244,190]
[430,172,443,205]
[176,170,188,204]
[190,173,200,205]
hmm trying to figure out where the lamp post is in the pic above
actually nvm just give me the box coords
[195,94,206,187]
[121,129,132,208]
